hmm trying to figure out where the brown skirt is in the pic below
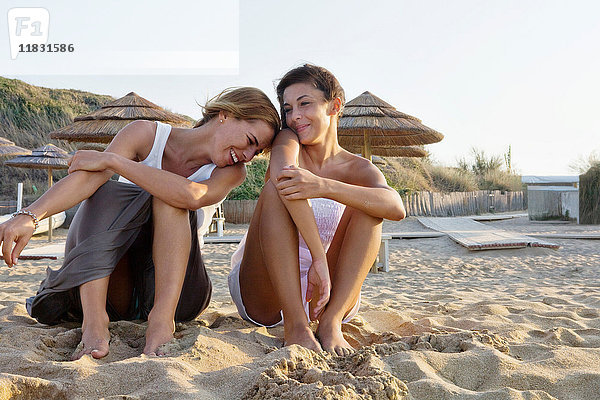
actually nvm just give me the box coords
[26,180,212,325]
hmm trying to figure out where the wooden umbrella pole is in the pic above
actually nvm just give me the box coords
[48,168,53,242]
[363,131,372,162]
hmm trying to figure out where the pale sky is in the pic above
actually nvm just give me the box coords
[2,0,599,175]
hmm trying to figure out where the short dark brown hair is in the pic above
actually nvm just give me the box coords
[276,64,345,129]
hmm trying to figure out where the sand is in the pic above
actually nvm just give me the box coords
[1,215,599,399]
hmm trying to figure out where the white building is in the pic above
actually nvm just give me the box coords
[521,176,579,222]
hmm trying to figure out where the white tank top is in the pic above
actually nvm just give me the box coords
[118,121,219,245]
[118,121,217,184]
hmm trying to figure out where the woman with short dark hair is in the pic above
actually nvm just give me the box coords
[229,65,406,355]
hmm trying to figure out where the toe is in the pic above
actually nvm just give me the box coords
[91,348,108,359]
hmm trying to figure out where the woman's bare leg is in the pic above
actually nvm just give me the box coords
[239,181,322,351]
[144,197,191,355]
[315,207,382,355]
[73,276,111,360]
[73,249,134,360]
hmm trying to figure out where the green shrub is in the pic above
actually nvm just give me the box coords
[478,169,524,192]
[579,164,600,224]
[379,157,432,195]
[226,158,268,200]
[426,165,478,192]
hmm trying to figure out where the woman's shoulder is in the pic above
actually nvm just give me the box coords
[273,128,299,144]
[336,151,386,186]
[339,150,372,168]
[108,120,157,160]
[117,120,157,141]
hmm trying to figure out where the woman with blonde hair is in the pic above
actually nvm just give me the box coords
[229,65,405,355]
[0,87,280,359]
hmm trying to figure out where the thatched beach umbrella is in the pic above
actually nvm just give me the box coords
[0,137,31,157]
[5,144,69,241]
[68,143,107,156]
[338,91,443,161]
[50,92,192,143]
[343,144,427,158]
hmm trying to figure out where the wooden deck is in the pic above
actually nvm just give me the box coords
[416,217,559,250]
[203,235,244,244]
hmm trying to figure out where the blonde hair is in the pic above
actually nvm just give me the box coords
[194,87,281,143]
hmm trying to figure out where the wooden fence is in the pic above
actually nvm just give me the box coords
[402,190,526,217]
[223,191,527,223]
[223,200,259,224]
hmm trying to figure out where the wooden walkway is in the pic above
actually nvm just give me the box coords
[471,213,528,222]
[416,217,559,250]
[204,235,243,244]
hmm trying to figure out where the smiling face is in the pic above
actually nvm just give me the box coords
[213,115,274,167]
[282,83,338,145]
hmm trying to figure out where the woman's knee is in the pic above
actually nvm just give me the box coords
[254,180,289,220]
[347,207,383,230]
[152,197,188,219]
[259,179,282,204]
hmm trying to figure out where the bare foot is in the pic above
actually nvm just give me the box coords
[316,320,354,356]
[72,317,110,361]
[143,315,175,356]
[284,323,323,352]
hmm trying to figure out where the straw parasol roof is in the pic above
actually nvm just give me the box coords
[338,91,443,160]
[343,145,427,158]
[50,92,192,143]
[4,144,69,170]
[0,137,31,157]
[69,143,108,155]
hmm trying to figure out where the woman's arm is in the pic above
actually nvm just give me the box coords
[276,158,406,221]
[269,129,330,313]
[71,150,245,210]
[269,130,327,261]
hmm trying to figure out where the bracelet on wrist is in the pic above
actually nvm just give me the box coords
[12,210,39,231]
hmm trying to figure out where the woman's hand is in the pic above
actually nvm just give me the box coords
[306,257,331,319]
[68,150,114,174]
[0,216,36,267]
[276,165,326,200]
